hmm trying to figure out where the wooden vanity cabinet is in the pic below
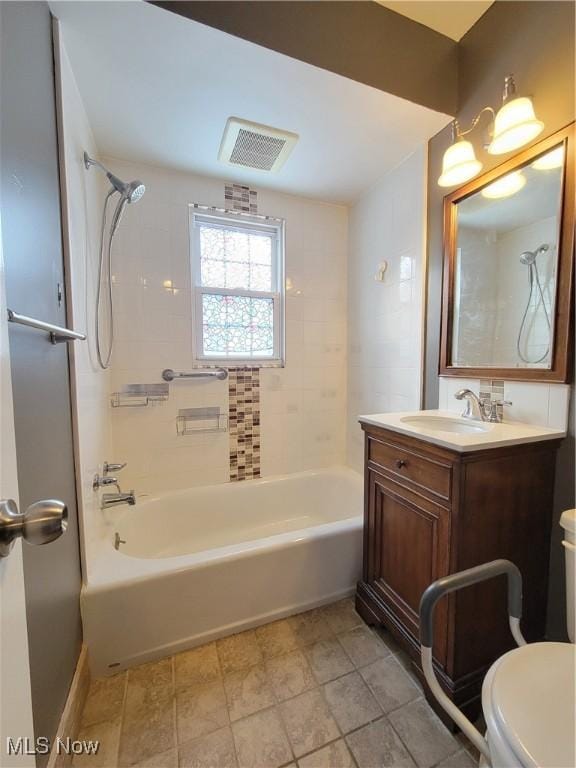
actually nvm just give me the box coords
[356,422,562,724]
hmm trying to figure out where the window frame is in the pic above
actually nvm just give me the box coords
[189,206,285,367]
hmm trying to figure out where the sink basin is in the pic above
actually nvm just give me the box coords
[400,415,491,434]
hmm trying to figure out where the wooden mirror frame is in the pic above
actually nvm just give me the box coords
[439,122,575,383]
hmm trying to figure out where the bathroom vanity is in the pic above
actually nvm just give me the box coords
[355,411,565,725]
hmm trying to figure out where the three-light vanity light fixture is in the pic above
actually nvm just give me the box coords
[438,74,545,187]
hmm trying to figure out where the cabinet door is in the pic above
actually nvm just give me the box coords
[367,469,450,663]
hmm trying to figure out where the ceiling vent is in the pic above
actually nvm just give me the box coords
[218,117,298,173]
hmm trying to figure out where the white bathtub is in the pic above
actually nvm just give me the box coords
[82,467,363,676]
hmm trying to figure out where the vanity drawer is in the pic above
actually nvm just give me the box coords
[367,437,452,503]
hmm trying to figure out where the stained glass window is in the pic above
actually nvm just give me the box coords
[191,211,284,363]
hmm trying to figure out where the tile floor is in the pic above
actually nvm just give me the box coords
[75,599,478,768]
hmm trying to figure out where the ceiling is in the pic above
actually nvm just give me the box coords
[376,1,494,41]
[50,1,450,204]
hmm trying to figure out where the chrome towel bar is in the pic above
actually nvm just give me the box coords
[7,309,87,344]
[162,368,228,382]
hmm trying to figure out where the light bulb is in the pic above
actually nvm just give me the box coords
[438,139,482,187]
[532,145,564,170]
[481,171,526,199]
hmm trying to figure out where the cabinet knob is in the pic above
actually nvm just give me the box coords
[395,459,407,469]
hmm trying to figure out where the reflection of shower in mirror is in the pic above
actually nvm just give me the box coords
[517,243,551,364]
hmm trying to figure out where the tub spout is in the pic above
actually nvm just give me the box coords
[101,491,136,509]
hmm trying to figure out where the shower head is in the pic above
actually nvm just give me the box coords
[84,152,145,203]
[520,243,549,265]
[520,250,537,265]
[125,180,146,203]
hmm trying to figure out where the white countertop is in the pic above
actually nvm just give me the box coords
[358,410,566,452]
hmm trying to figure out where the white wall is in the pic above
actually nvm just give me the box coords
[347,148,427,472]
[456,216,558,369]
[56,34,112,579]
[493,216,557,367]
[104,158,348,496]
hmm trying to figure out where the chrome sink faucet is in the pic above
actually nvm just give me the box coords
[454,389,512,423]
[454,389,489,421]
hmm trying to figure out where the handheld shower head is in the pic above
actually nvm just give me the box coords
[520,250,536,265]
[520,243,549,265]
[125,180,146,203]
[84,152,145,203]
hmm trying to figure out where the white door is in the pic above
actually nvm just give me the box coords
[0,227,35,765]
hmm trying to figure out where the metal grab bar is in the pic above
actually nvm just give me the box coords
[162,368,228,382]
[7,309,86,345]
[419,560,526,763]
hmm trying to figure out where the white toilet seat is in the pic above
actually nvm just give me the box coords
[482,642,575,768]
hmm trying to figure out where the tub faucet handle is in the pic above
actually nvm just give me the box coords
[104,461,126,475]
[93,474,120,492]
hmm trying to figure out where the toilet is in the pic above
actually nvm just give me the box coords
[481,508,576,767]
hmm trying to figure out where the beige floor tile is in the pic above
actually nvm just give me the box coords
[279,689,339,758]
[374,627,403,654]
[128,657,173,689]
[288,609,334,646]
[346,718,416,768]
[360,656,420,713]
[72,719,121,768]
[232,707,292,768]
[125,659,174,717]
[304,638,354,684]
[338,626,389,667]
[265,650,316,702]
[81,673,127,727]
[124,686,174,724]
[179,726,237,768]
[174,644,221,689]
[217,631,263,675]
[256,619,300,658]
[323,671,382,733]
[320,599,363,634]
[131,748,178,767]
[388,699,460,768]
[224,663,276,721]
[177,680,229,743]
[434,749,477,768]
[119,694,175,766]
[394,651,424,691]
[298,739,354,768]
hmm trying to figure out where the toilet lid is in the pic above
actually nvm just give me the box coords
[484,642,575,768]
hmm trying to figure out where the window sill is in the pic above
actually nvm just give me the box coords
[193,361,285,370]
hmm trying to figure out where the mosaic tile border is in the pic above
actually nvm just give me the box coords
[229,368,261,481]
[225,183,258,214]
[480,378,505,419]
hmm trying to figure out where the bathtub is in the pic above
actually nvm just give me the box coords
[81,467,363,676]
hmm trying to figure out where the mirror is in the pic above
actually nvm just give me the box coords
[440,124,574,383]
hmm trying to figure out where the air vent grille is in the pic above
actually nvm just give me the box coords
[230,129,287,171]
[218,118,299,173]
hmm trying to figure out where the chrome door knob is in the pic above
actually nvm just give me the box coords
[0,498,68,557]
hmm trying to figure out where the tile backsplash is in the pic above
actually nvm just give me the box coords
[439,376,570,431]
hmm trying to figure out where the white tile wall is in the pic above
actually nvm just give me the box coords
[57,39,113,578]
[347,148,427,472]
[439,376,570,430]
[104,158,348,495]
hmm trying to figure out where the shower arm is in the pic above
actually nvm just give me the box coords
[84,152,129,198]
[84,152,110,175]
